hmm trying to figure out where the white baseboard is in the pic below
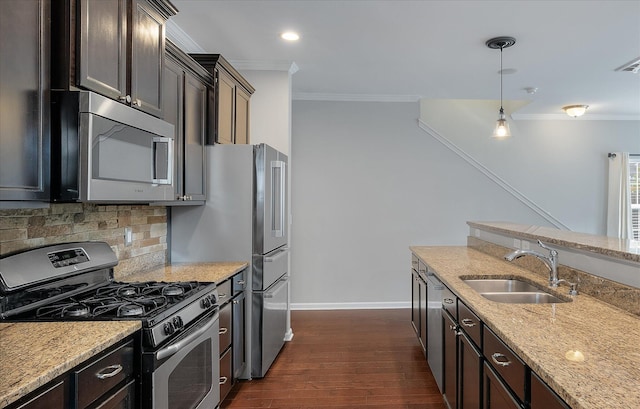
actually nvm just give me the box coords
[291,301,411,310]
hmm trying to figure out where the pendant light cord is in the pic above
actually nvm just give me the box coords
[499,44,504,111]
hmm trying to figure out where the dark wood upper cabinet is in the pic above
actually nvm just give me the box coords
[189,54,255,145]
[53,0,177,118]
[162,41,210,203]
[0,0,51,203]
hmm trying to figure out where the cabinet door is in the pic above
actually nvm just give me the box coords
[15,380,67,409]
[77,0,127,101]
[232,292,246,380]
[419,277,427,355]
[130,0,164,117]
[483,362,521,409]
[162,56,183,200]
[411,271,420,337]
[183,72,206,201]
[0,0,50,202]
[459,332,482,409]
[216,68,235,144]
[443,311,458,409]
[234,87,250,144]
[530,372,569,409]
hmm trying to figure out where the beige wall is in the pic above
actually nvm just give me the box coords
[0,203,167,278]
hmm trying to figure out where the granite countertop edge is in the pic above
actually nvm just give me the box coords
[410,245,640,409]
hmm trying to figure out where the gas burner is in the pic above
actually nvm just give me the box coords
[118,304,144,317]
[118,286,138,297]
[162,285,184,297]
[64,304,90,318]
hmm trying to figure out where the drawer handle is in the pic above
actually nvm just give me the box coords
[219,376,228,385]
[219,293,227,299]
[461,318,476,327]
[219,327,228,335]
[491,353,512,367]
[443,298,455,304]
[95,364,123,380]
[232,299,239,305]
[237,280,246,285]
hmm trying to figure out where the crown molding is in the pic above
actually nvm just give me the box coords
[293,93,422,102]
[511,113,640,121]
[165,20,205,53]
[229,60,299,74]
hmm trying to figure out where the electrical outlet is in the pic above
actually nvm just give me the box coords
[513,239,521,249]
[124,227,133,247]
[475,229,480,238]
[521,240,530,250]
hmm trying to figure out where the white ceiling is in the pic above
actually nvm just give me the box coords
[169,0,640,119]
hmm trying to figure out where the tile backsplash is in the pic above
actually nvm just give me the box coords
[0,203,167,278]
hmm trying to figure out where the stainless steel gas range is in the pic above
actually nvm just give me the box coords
[0,242,221,409]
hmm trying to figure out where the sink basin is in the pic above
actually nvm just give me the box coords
[462,278,570,304]
[479,292,567,304]
[463,278,541,293]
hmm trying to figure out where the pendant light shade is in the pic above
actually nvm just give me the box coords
[486,37,516,139]
[493,107,511,138]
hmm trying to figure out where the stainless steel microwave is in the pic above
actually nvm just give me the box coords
[52,91,174,202]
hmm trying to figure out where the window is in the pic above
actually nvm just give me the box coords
[631,155,640,240]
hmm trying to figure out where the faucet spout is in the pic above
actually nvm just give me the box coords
[504,240,560,287]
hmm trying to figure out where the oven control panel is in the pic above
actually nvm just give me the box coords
[48,248,90,268]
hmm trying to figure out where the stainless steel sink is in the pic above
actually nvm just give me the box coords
[462,278,570,304]
[479,291,567,304]
[463,279,541,293]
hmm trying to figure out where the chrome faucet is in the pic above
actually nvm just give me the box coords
[504,240,562,287]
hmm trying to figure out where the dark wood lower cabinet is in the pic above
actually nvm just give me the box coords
[530,372,570,409]
[459,332,482,409]
[442,310,458,409]
[14,380,67,409]
[483,362,522,409]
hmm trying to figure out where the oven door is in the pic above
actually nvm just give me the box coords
[143,309,220,409]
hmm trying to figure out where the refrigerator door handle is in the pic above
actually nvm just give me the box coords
[271,160,286,238]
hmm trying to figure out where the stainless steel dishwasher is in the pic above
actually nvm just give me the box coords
[427,273,444,392]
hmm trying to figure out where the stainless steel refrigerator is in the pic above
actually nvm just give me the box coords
[170,143,289,379]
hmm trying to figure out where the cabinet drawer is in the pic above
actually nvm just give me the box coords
[232,270,246,295]
[530,371,570,409]
[219,347,233,402]
[74,340,134,409]
[94,380,135,409]
[217,279,232,305]
[442,285,457,319]
[219,301,232,352]
[458,300,482,347]
[483,327,526,403]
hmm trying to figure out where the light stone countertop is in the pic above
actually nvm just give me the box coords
[117,261,248,283]
[0,321,140,408]
[410,246,640,409]
[468,221,640,262]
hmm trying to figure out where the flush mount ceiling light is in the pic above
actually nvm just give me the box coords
[563,104,589,118]
[486,36,516,139]
[280,31,300,41]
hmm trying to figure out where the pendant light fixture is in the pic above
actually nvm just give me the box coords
[486,36,516,138]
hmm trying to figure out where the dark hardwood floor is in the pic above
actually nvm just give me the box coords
[222,309,446,409]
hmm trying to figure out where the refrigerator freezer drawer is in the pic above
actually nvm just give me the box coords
[252,247,289,291]
[251,274,288,378]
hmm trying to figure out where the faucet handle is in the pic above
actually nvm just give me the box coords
[537,240,558,256]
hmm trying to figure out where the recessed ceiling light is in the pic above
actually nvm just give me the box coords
[280,31,300,41]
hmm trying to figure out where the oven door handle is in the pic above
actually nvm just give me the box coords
[156,311,219,360]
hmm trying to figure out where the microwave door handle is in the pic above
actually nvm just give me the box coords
[152,136,173,185]
[156,311,218,360]
[271,161,286,238]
